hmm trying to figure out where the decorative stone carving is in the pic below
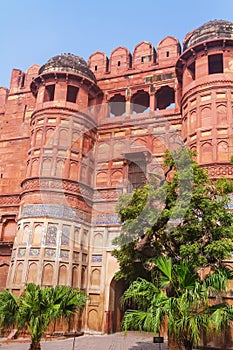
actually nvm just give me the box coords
[44,248,56,258]
[21,178,93,199]
[21,204,91,223]
[91,254,102,263]
[92,213,120,225]
[0,195,20,206]
[29,248,40,257]
[60,249,69,259]
[93,189,122,201]
[45,225,57,245]
[18,248,26,257]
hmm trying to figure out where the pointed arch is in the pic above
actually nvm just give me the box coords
[58,265,68,285]
[110,170,123,187]
[14,262,23,284]
[22,225,30,243]
[42,263,54,286]
[217,104,227,124]
[131,138,147,148]
[217,141,229,161]
[27,262,38,284]
[91,268,101,286]
[200,142,212,163]
[70,162,79,180]
[93,233,103,249]
[32,224,43,245]
[88,309,100,331]
[96,171,108,186]
[153,137,165,153]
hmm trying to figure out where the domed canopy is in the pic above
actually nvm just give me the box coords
[183,20,233,51]
[38,53,96,83]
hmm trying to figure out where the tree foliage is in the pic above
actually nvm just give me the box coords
[0,284,88,350]
[113,150,233,281]
[121,257,233,350]
[113,150,233,349]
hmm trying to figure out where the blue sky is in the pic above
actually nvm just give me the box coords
[0,0,233,88]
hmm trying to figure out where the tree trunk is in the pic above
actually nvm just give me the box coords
[168,334,182,350]
[29,341,41,350]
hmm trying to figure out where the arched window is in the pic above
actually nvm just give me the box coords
[109,94,126,117]
[156,86,175,110]
[131,90,150,113]
[66,85,79,103]
[43,84,55,102]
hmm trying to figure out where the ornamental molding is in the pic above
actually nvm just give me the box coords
[205,164,233,177]
[21,178,93,200]
[182,80,233,103]
[0,195,20,206]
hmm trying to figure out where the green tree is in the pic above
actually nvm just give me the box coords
[0,289,19,332]
[113,150,233,347]
[113,150,233,281]
[0,283,88,350]
[121,256,233,350]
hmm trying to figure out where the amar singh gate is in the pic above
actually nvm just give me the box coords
[0,20,233,334]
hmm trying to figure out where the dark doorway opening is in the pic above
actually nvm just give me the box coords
[108,278,128,333]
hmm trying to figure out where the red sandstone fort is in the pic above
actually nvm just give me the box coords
[0,19,233,334]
